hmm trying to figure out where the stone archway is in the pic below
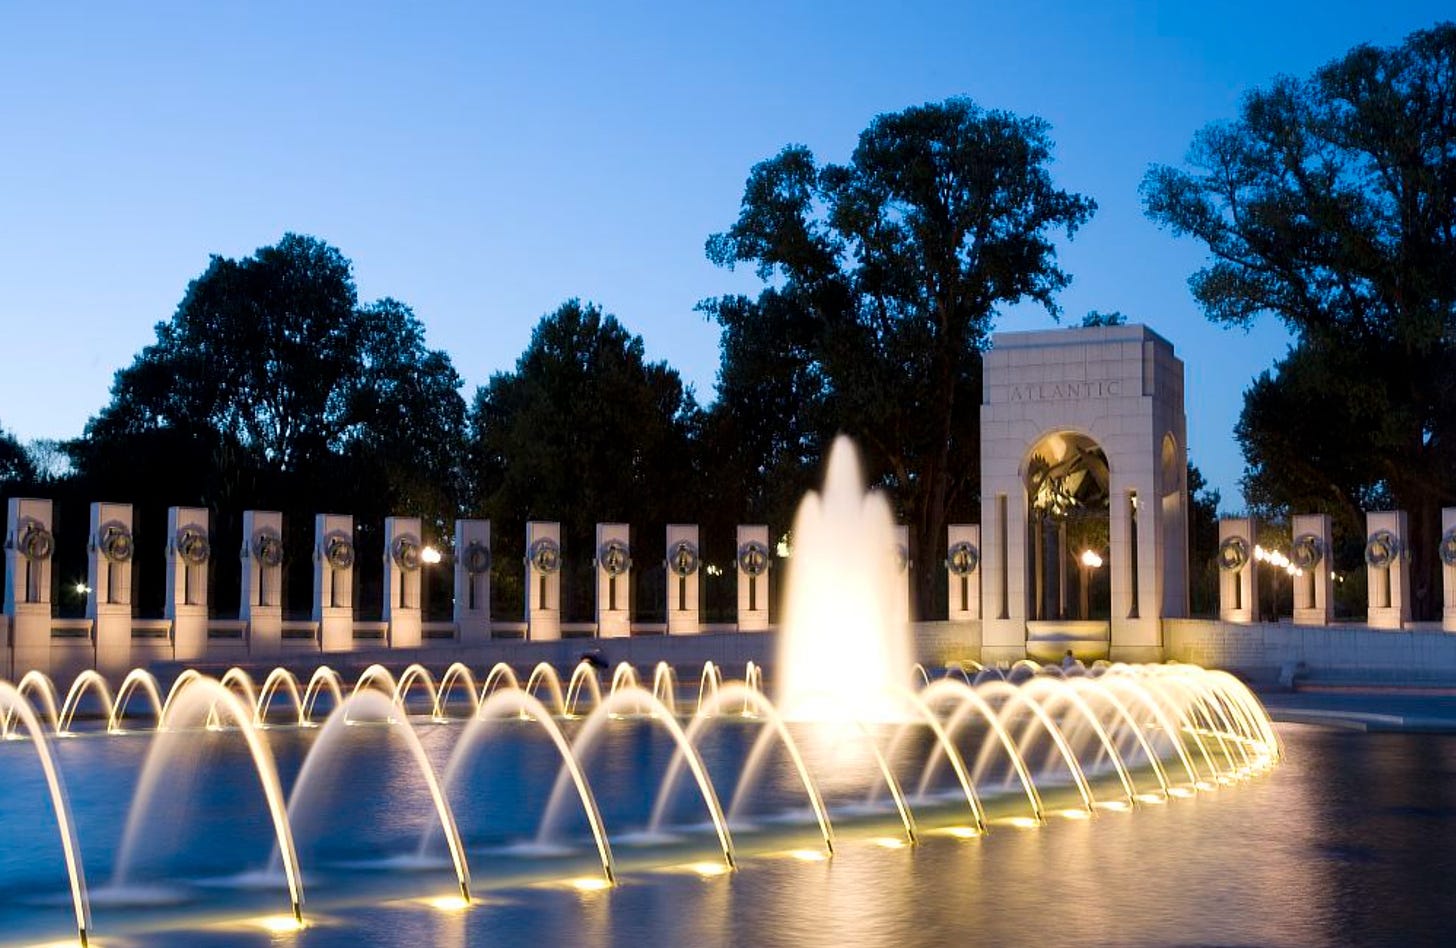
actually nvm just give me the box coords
[979,324,1188,663]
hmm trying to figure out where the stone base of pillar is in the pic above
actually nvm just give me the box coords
[1109,644,1165,664]
[10,605,52,679]
[248,610,284,654]
[319,611,353,652]
[1293,607,1331,627]
[390,611,422,649]
[979,644,1027,665]
[172,608,208,662]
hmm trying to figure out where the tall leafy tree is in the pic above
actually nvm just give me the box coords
[76,234,466,506]
[468,300,699,618]
[71,234,468,613]
[1143,23,1456,617]
[704,97,1096,614]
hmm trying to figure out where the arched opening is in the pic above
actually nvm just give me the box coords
[1024,432,1111,622]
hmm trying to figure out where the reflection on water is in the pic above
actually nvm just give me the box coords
[12,724,1455,947]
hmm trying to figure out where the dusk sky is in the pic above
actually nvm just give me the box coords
[1,2,1447,506]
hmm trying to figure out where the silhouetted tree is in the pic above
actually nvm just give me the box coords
[70,234,468,614]
[467,300,699,621]
[1142,23,1456,618]
[0,422,37,488]
[705,97,1096,615]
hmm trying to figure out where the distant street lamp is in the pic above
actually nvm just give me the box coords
[421,546,443,619]
[1079,549,1103,619]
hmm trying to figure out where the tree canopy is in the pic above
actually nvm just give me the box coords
[1142,22,1456,616]
[467,299,699,616]
[73,234,466,515]
[703,96,1095,614]
[66,234,467,615]
[0,422,36,489]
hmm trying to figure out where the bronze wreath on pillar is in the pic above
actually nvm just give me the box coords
[737,540,770,577]
[1216,536,1249,573]
[1364,530,1399,569]
[325,534,355,571]
[17,520,53,562]
[598,539,631,577]
[1290,533,1323,571]
[96,522,133,564]
[176,527,211,566]
[529,537,561,574]
[945,540,979,576]
[464,541,492,575]
[391,535,422,572]
[252,529,284,568]
[667,539,699,577]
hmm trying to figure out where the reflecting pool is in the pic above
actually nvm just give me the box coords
[82,722,1456,948]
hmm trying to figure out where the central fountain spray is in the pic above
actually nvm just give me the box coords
[776,437,913,722]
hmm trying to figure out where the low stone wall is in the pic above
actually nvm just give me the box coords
[913,620,982,664]
[1164,617,1456,681]
[146,621,985,684]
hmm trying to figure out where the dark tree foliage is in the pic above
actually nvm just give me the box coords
[1143,23,1456,617]
[68,234,467,616]
[1080,310,1128,327]
[0,423,37,489]
[704,97,1096,615]
[467,300,699,622]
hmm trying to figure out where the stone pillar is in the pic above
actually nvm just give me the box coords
[166,506,211,662]
[594,523,631,638]
[384,516,423,649]
[1109,478,1164,659]
[1365,510,1410,630]
[1442,508,1456,633]
[735,525,771,632]
[979,488,1027,664]
[313,514,355,651]
[1291,513,1333,626]
[665,524,701,635]
[88,502,134,676]
[455,519,492,644]
[240,510,285,654]
[893,525,912,627]
[526,521,561,641]
[5,498,55,677]
[1217,517,1258,624]
[946,525,981,621]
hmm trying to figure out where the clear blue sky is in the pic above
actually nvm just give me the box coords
[0,2,1447,507]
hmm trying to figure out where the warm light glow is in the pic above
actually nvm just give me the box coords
[421,546,443,565]
[788,848,828,862]
[73,582,90,596]
[1253,544,1303,577]
[1097,800,1131,812]
[1079,549,1103,569]
[1167,787,1196,798]
[684,861,731,877]
[941,825,982,839]
[871,837,907,849]
[1057,808,1093,820]
[570,876,613,892]
[253,914,307,934]
[420,895,472,912]
[776,534,792,558]
[1135,793,1167,805]
[999,816,1041,830]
